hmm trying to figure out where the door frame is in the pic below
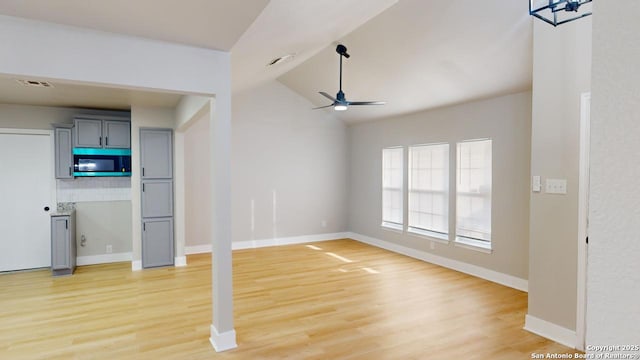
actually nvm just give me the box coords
[576,92,590,351]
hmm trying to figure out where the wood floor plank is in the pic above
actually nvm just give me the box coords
[0,239,577,359]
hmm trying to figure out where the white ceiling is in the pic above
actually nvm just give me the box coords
[278,0,533,123]
[0,0,268,51]
[0,75,182,109]
[0,0,533,121]
[231,0,398,94]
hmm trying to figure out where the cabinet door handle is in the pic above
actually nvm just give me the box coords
[142,167,145,177]
[142,183,145,192]
[68,167,72,176]
[99,137,102,146]
[105,137,108,146]
[143,223,146,231]
[65,220,68,229]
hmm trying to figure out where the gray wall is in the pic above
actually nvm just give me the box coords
[0,104,74,129]
[184,110,211,247]
[75,201,132,256]
[232,80,349,242]
[348,91,531,279]
[528,18,592,331]
[587,0,640,345]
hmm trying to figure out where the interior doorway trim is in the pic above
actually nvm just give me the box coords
[576,92,591,351]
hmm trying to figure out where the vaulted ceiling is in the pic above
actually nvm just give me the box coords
[0,0,533,121]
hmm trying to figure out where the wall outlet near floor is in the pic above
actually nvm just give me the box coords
[321,220,327,228]
[106,245,113,254]
[430,241,435,250]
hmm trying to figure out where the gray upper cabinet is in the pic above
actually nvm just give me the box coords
[142,218,174,268]
[104,120,131,148]
[141,180,173,218]
[74,117,130,149]
[54,126,73,179]
[140,129,173,179]
[74,118,103,148]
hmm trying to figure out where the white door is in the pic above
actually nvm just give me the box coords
[0,130,55,272]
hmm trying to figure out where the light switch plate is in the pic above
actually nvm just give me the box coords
[546,178,567,194]
[532,176,541,192]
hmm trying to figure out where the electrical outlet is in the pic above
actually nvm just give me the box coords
[546,178,567,194]
[430,241,435,250]
[321,220,327,228]
[106,245,113,254]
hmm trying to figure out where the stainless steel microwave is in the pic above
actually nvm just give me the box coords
[73,148,131,177]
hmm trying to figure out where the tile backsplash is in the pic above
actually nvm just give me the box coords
[57,177,131,202]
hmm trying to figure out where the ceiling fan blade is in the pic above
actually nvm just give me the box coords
[312,104,335,110]
[319,91,337,102]
[347,101,386,106]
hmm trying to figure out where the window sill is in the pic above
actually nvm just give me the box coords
[407,227,449,244]
[381,222,403,233]
[455,236,492,254]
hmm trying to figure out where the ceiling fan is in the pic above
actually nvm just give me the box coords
[313,44,385,111]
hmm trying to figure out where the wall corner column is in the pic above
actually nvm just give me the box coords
[208,92,236,352]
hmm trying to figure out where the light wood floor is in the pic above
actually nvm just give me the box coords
[1,239,576,359]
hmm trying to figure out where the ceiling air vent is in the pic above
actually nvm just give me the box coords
[267,53,295,66]
[16,79,54,88]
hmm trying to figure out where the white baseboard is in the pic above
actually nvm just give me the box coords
[131,260,142,271]
[174,256,187,267]
[347,232,528,292]
[76,252,132,266]
[184,244,213,255]
[209,325,237,352]
[524,314,577,349]
[184,232,350,254]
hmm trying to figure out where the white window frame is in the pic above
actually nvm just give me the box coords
[381,147,404,231]
[455,138,492,251]
[407,143,450,241]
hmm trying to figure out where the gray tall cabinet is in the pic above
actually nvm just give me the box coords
[140,129,174,268]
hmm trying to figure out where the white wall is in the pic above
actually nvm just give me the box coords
[231,80,349,242]
[0,15,229,95]
[587,0,640,347]
[528,17,592,332]
[75,201,132,256]
[184,110,211,247]
[348,91,532,280]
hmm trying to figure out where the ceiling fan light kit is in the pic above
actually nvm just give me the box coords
[529,0,592,27]
[313,44,385,112]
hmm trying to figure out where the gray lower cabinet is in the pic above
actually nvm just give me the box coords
[142,218,174,268]
[54,126,73,179]
[142,180,173,218]
[51,212,76,276]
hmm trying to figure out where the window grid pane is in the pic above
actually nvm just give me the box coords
[408,144,449,235]
[382,147,404,225]
[456,139,492,242]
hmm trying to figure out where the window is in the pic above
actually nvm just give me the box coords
[408,144,449,239]
[382,147,404,230]
[456,139,492,248]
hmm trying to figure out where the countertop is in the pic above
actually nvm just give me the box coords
[50,210,75,217]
